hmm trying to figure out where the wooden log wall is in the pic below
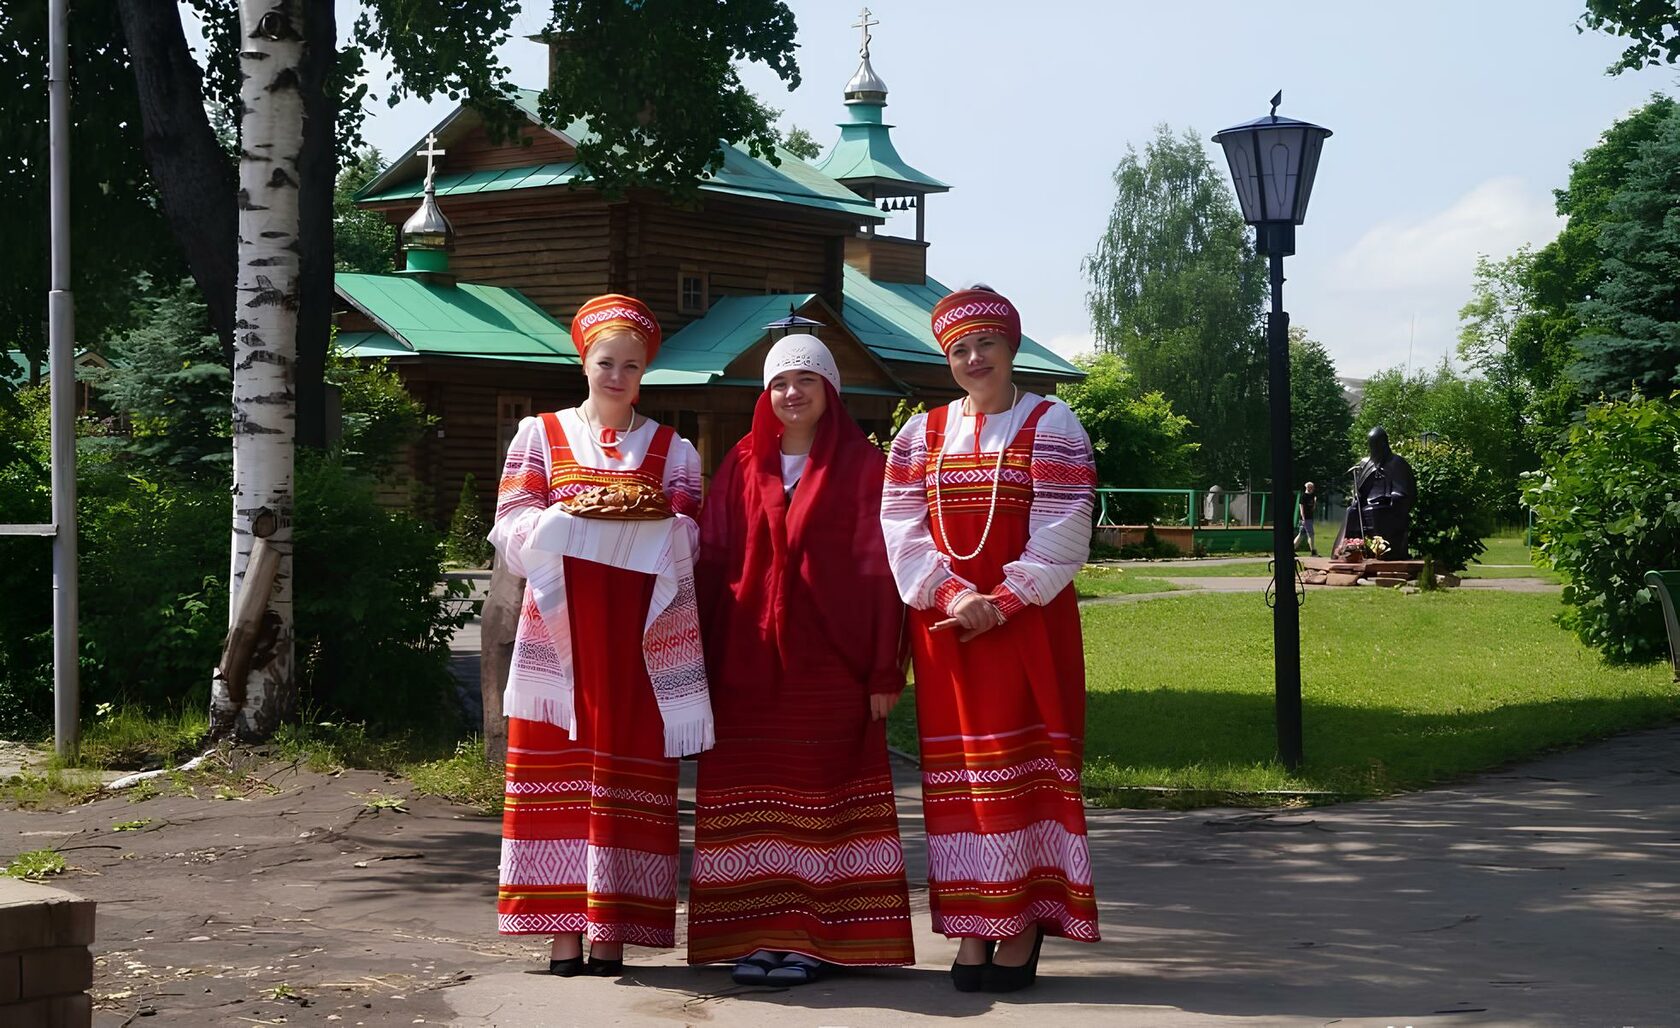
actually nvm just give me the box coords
[370,189,613,323]
[435,191,611,318]
[446,121,575,171]
[844,233,929,285]
[628,200,845,331]
[387,359,588,527]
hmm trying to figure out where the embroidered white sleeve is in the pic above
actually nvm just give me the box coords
[1001,402,1096,605]
[488,416,550,579]
[882,413,972,609]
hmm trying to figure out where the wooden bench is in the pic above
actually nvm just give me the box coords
[1646,570,1680,681]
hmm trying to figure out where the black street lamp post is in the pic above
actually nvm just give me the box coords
[1213,93,1331,771]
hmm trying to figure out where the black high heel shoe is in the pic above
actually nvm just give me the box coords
[949,939,996,992]
[982,927,1043,993]
[586,955,626,976]
[547,956,584,977]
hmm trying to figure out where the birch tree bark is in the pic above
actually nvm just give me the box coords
[213,1,305,739]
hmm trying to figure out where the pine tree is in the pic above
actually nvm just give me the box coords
[1569,105,1680,399]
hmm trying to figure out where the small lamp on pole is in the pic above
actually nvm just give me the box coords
[765,307,826,341]
[1213,92,1331,771]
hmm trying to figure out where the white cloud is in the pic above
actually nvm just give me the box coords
[1328,176,1562,292]
[1043,332,1097,361]
[1301,177,1564,378]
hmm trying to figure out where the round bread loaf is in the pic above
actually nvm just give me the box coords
[560,482,674,521]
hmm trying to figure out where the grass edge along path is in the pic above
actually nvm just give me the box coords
[1074,566,1186,597]
[889,588,1677,808]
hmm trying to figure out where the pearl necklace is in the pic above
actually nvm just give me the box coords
[932,386,1018,562]
[581,403,638,454]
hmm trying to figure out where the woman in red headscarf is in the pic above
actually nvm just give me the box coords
[689,333,915,985]
[488,294,711,978]
[883,286,1100,993]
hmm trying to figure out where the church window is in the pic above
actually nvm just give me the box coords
[680,270,709,313]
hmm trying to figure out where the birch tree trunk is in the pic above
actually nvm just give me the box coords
[212,2,305,739]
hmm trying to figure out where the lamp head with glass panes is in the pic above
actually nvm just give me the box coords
[1212,92,1331,256]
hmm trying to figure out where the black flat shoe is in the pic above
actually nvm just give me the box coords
[586,956,626,976]
[982,927,1044,993]
[949,940,995,993]
[548,956,584,977]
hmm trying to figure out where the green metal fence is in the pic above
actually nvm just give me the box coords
[1095,487,1301,529]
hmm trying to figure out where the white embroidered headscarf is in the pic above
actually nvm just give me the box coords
[762,332,842,393]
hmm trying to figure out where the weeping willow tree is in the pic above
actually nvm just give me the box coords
[1082,125,1269,488]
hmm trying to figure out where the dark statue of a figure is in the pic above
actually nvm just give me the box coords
[1344,426,1415,559]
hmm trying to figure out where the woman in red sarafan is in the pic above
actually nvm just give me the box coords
[882,286,1100,994]
[487,294,711,979]
[689,333,915,986]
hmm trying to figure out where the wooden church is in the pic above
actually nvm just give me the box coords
[333,17,1081,525]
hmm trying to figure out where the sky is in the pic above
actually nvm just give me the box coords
[189,1,1677,379]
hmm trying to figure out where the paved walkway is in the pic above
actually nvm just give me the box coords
[422,566,1604,1025]
[441,725,1680,1026]
[4,690,1667,1025]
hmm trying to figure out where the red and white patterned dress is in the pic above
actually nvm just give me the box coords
[489,410,702,948]
[882,394,1101,942]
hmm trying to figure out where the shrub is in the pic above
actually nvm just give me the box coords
[1118,524,1183,560]
[1525,392,1680,663]
[445,473,493,568]
[76,470,228,711]
[327,345,432,478]
[293,451,468,726]
[1058,353,1197,523]
[0,359,463,736]
[1398,438,1497,572]
[0,387,53,735]
[0,387,227,725]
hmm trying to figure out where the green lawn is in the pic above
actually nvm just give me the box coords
[1073,566,1184,597]
[1119,560,1274,578]
[1461,531,1562,581]
[888,588,1677,806]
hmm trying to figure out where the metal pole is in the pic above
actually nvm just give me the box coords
[48,0,80,761]
[1267,250,1302,770]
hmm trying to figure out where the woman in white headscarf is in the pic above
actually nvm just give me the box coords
[688,333,915,985]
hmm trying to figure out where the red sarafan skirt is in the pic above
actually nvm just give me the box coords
[689,648,914,965]
[497,558,680,947]
[910,404,1100,942]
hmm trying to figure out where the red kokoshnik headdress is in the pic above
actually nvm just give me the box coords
[570,293,662,362]
[931,288,1022,353]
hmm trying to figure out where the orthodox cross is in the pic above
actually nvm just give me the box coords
[853,7,877,58]
[418,132,445,191]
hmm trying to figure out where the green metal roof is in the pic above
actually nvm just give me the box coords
[362,90,884,223]
[2,348,108,388]
[335,274,578,364]
[640,273,1080,387]
[813,104,949,193]
[360,162,585,205]
[335,331,414,359]
[840,268,1081,379]
[644,294,816,384]
[1,350,26,388]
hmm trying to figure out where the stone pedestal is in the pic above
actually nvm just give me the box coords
[1321,558,1430,587]
[0,879,94,1027]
